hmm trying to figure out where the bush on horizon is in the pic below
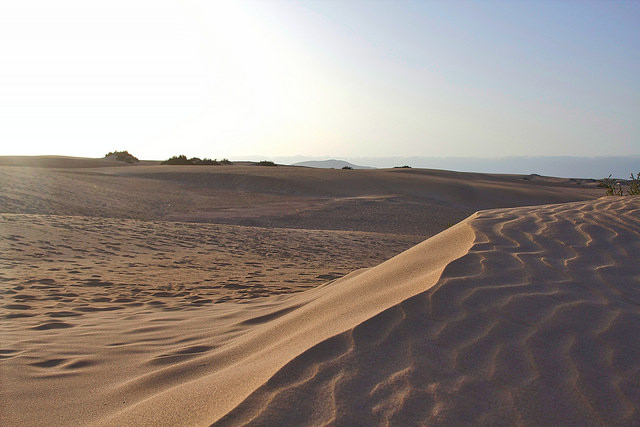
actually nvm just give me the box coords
[394,165,411,168]
[195,157,220,165]
[342,166,353,170]
[105,150,139,163]
[162,155,191,165]
[161,155,232,166]
[256,160,277,166]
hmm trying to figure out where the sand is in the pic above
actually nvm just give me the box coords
[1,157,638,425]
[217,197,640,426]
[0,158,602,235]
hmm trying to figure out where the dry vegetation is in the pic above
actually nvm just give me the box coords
[600,172,640,196]
[104,150,139,163]
[161,155,232,165]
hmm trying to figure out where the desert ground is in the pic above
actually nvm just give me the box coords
[1,156,638,425]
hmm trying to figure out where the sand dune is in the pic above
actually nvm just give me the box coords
[95,212,474,426]
[1,158,636,425]
[2,196,638,425]
[0,212,470,425]
[217,197,640,426]
[0,160,600,236]
[1,213,420,305]
[0,155,154,168]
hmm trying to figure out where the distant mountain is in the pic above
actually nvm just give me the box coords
[292,159,375,169]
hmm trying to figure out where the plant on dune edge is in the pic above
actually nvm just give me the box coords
[600,175,624,196]
[628,172,640,195]
[342,166,353,170]
[600,172,640,196]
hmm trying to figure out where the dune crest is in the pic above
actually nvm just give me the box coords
[216,197,640,426]
[3,196,639,426]
[97,213,475,425]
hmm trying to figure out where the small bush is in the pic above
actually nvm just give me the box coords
[394,165,411,168]
[200,158,220,165]
[219,158,233,165]
[162,155,191,165]
[628,171,640,195]
[600,172,640,196]
[105,150,139,163]
[162,155,223,165]
[342,166,353,170]
[189,157,220,165]
[256,160,277,166]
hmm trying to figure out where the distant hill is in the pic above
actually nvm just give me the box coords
[341,156,640,179]
[0,155,158,168]
[292,159,375,169]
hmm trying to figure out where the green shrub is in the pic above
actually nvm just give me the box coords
[628,171,640,195]
[256,160,277,166]
[162,155,191,165]
[188,157,220,165]
[219,158,233,165]
[600,172,640,196]
[105,150,139,163]
[161,155,222,165]
[394,165,411,168]
[342,166,353,170]
[200,158,220,165]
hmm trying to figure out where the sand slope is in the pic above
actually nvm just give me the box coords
[2,185,638,425]
[0,216,421,425]
[0,214,420,305]
[94,212,475,425]
[0,214,473,425]
[216,197,640,426]
[0,155,154,168]
[0,161,601,236]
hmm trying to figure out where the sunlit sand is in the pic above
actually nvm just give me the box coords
[1,157,638,425]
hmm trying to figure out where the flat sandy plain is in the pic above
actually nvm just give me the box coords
[1,156,638,425]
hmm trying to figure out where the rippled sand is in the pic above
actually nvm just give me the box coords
[4,157,636,425]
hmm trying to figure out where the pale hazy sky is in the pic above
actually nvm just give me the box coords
[0,0,638,160]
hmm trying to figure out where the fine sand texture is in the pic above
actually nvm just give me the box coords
[2,195,638,425]
[1,157,635,426]
[0,213,420,305]
[0,157,601,236]
[217,197,640,426]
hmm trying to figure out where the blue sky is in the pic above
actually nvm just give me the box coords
[0,0,638,161]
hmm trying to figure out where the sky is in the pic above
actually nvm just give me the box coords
[0,0,638,162]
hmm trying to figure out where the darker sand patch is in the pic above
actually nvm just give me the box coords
[31,322,74,330]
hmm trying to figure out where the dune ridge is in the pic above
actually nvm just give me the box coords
[2,193,638,425]
[0,212,471,426]
[0,215,421,426]
[1,162,600,236]
[95,212,475,425]
[215,197,640,426]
